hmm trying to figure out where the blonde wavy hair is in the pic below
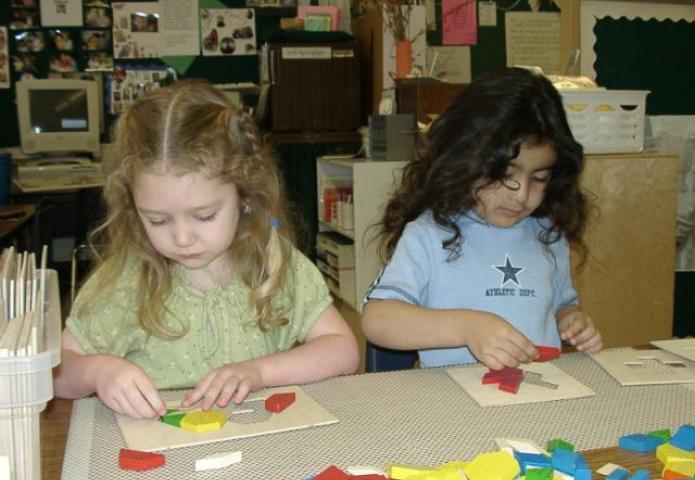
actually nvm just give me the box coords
[82,79,294,338]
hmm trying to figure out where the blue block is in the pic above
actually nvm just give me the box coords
[630,469,650,480]
[619,433,663,452]
[551,448,576,475]
[574,452,588,470]
[575,467,592,480]
[671,425,695,451]
[514,452,551,474]
[606,468,629,480]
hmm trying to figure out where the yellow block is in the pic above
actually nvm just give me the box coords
[463,451,520,480]
[657,444,695,464]
[388,463,436,479]
[664,458,695,477]
[180,410,227,433]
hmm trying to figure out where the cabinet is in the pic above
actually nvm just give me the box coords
[572,153,678,347]
[316,157,406,308]
[395,79,467,124]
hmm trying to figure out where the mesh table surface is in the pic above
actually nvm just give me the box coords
[62,351,695,479]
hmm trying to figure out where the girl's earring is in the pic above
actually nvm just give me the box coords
[242,203,252,214]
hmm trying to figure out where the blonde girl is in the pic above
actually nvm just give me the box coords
[54,79,359,419]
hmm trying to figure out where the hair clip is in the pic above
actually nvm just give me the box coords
[268,217,279,230]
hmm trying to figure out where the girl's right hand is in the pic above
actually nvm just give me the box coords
[464,312,538,370]
[91,355,166,419]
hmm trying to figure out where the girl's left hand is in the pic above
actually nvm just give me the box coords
[558,308,603,354]
[181,361,264,410]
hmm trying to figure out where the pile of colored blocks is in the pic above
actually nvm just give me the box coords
[308,426,695,480]
[618,424,695,480]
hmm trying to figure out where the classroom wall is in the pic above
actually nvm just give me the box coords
[0,1,279,149]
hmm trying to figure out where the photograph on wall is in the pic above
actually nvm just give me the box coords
[200,8,257,56]
[10,8,41,29]
[49,51,78,72]
[112,2,161,58]
[82,29,111,50]
[49,29,76,51]
[13,30,46,53]
[11,53,38,79]
[86,51,113,71]
[85,6,112,28]
[41,0,84,27]
[0,27,9,89]
[109,65,172,113]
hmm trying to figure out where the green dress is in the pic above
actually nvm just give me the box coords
[67,247,332,389]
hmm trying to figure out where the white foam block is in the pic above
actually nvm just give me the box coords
[597,463,624,476]
[195,450,242,472]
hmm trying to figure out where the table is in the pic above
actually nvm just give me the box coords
[39,399,664,479]
[0,204,38,252]
[47,352,693,479]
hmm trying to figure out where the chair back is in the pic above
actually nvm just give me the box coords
[365,342,418,372]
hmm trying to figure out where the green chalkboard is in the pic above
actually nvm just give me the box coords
[594,17,695,115]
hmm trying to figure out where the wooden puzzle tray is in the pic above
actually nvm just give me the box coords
[62,351,695,479]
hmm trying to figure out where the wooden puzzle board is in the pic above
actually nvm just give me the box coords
[651,338,695,362]
[115,385,338,452]
[590,348,695,385]
[445,362,595,407]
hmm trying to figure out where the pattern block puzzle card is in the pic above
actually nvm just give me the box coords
[116,385,338,452]
[446,362,595,407]
[591,347,695,386]
[651,338,695,362]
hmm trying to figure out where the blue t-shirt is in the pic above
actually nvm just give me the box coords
[365,210,578,367]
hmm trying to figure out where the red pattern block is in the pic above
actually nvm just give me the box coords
[498,375,523,394]
[264,392,297,413]
[315,465,351,480]
[535,345,561,362]
[481,367,524,395]
[118,448,165,471]
[482,367,524,383]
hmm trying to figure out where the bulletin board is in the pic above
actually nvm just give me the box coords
[425,0,561,77]
[0,0,281,148]
[580,0,695,115]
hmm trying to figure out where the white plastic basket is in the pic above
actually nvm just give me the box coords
[560,89,649,154]
[0,269,61,480]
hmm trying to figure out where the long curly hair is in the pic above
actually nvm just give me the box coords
[378,67,588,262]
[81,79,294,338]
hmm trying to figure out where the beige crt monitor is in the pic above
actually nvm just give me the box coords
[15,79,100,155]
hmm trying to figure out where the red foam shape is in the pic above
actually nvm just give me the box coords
[535,345,561,362]
[315,465,351,480]
[482,367,523,384]
[264,392,296,413]
[498,374,523,394]
[118,448,165,471]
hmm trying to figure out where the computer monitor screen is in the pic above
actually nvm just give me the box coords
[16,79,100,155]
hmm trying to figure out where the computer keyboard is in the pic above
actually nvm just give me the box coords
[14,158,106,193]
[14,175,105,193]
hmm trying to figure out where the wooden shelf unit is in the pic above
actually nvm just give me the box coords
[316,157,406,308]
